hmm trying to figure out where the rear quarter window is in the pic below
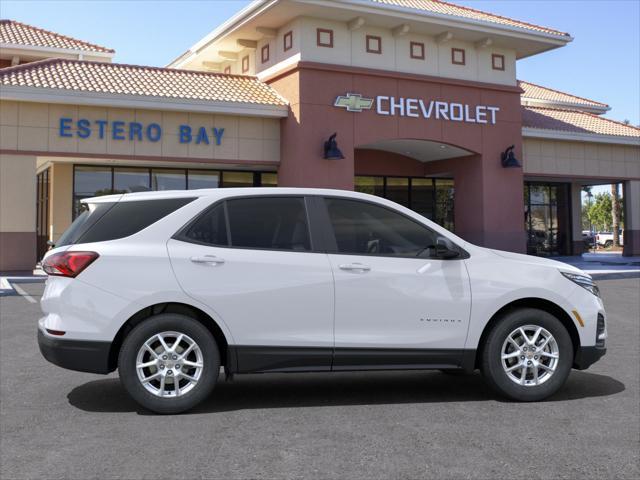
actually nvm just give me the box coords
[75,198,195,244]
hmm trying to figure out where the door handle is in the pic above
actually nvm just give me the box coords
[190,255,225,265]
[339,263,371,272]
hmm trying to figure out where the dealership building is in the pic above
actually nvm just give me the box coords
[1,0,639,271]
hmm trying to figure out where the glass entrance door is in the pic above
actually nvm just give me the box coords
[36,169,50,260]
[524,182,570,256]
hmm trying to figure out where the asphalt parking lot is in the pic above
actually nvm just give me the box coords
[1,275,639,479]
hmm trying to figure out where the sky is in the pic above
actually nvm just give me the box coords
[2,0,638,126]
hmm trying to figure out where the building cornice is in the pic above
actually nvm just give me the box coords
[261,60,524,94]
[522,127,640,146]
[0,43,114,60]
[0,85,289,118]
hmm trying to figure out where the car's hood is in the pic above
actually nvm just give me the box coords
[485,248,584,275]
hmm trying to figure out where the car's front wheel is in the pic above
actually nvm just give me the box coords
[481,308,573,401]
[118,313,220,414]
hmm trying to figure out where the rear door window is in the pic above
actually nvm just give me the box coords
[181,203,229,246]
[226,197,311,251]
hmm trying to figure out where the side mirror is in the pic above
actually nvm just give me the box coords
[435,237,460,259]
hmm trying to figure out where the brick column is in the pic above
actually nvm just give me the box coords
[623,180,640,256]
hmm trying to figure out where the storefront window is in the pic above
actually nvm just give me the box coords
[72,166,276,219]
[385,177,410,208]
[188,170,220,189]
[353,175,454,231]
[152,169,186,191]
[355,176,384,197]
[435,179,455,232]
[114,167,150,193]
[222,171,254,188]
[524,182,570,256]
[410,178,434,219]
[260,172,278,187]
[73,166,112,217]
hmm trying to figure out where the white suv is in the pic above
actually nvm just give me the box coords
[39,188,606,413]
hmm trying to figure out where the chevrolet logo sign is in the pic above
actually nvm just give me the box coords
[334,93,374,112]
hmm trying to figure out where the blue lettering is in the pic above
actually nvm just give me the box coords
[129,122,143,141]
[112,121,125,140]
[95,120,108,139]
[179,125,192,143]
[59,118,73,137]
[212,128,224,145]
[147,123,161,142]
[195,126,209,145]
[77,119,91,138]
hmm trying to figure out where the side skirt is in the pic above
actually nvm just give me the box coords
[227,346,476,374]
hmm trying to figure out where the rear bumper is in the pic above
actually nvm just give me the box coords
[573,346,607,370]
[38,329,113,374]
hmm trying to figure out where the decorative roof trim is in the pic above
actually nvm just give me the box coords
[360,0,570,37]
[0,19,115,53]
[519,79,609,109]
[169,0,572,68]
[521,98,610,115]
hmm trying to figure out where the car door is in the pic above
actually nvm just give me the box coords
[318,196,471,370]
[167,195,334,373]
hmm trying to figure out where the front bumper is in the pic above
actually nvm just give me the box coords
[573,346,607,370]
[38,329,113,374]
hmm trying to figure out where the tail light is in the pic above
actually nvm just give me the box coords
[42,251,99,278]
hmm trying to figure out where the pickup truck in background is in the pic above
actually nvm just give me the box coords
[596,231,624,248]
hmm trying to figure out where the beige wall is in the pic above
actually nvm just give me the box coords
[0,101,281,163]
[0,153,36,232]
[296,17,516,85]
[206,16,517,85]
[523,138,640,179]
[49,163,73,241]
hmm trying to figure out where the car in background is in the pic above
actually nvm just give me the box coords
[582,230,596,248]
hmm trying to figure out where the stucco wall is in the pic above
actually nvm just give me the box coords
[0,153,37,271]
[523,137,640,179]
[0,100,281,164]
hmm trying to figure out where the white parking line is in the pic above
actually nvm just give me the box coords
[9,283,37,303]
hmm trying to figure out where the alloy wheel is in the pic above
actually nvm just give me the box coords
[135,331,204,397]
[501,325,559,387]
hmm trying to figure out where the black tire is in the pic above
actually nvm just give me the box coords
[118,313,220,414]
[604,240,613,248]
[480,308,573,401]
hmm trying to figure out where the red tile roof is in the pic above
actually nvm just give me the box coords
[369,0,569,37]
[0,19,114,54]
[519,80,608,109]
[0,58,288,106]
[522,106,640,138]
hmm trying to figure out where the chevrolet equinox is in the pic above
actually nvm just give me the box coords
[38,188,607,413]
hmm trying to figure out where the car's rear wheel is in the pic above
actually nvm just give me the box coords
[604,240,613,248]
[481,308,573,401]
[118,313,219,414]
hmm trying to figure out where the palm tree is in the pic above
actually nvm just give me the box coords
[611,183,620,247]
